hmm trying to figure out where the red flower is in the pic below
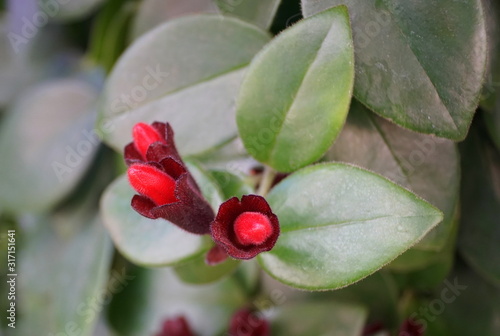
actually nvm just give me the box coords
[210,195,279,259]
[228,309,270,336]
[154,316,194,336]
[124,122,214,235]
[398,318,424,336]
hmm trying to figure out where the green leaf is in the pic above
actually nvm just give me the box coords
[271,302,367,335]
[326,100,459,251]
[100,174,210,267]
[173,253,240,284]
[236,6,354,172]
[258,163,443,290]
[17,214,113,335]
[209,170,254,199]
[388,205,458,273]
[99,15,271,156]
[459,128,500,287]
[130,0,218,39]
[0,79,99,213]
[302,0,487,140]
[216,0,281,29]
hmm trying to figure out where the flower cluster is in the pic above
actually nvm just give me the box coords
[124,121,280,261]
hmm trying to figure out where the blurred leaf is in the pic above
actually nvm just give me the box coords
[88,0,136,73]
[271,301,367,335]
[173,252,240,284]
[424,263,500,336]
[100,174,211,267]
[16,213,113,335]
[481,0,500,149]
[107,267,248,336]
[216,0,281,29]
[237,6,354,172]
[485,109,500,151]
[130,0,218,39]
[327,100,459,251]
[259,163,443,290]
[314,271,400,329]
[106,263,150,336]
[209,170,254,199]
[0,79,99,213]
[38,0,105,22]
[302,0,487,140]
[99,15,270,157]
[459,128,500,287]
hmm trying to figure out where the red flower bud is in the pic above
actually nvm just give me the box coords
[234,212,273,245]
[154,316,194,336]
[127,164,178,206]
[228,309,270,336]
[210,195,279,260]
[124,121,182,165]
[124,122,215,234]
[132,122,166,160]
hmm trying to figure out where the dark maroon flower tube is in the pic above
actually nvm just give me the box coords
[124,122,214,235]
[154,316,194,336]
[210,195,279,260]
[228,309,270,336]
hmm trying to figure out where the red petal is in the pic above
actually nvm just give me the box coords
[127,164,178,206]
[132,122,165,160]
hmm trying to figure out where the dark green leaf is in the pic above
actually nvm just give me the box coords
[312,271,400,328]
[326,100,459,250]
[259,163,443,290]
[459,129,500,287]
[425,264,500,336]
[237,6,354,172]
[302,0,487,140]
[99,15,270,156]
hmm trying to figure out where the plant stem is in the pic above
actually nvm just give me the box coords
[257,166,277,197]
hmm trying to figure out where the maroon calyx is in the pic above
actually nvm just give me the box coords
[210,195,280,260]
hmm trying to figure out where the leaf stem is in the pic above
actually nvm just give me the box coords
[257,166,277,197]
